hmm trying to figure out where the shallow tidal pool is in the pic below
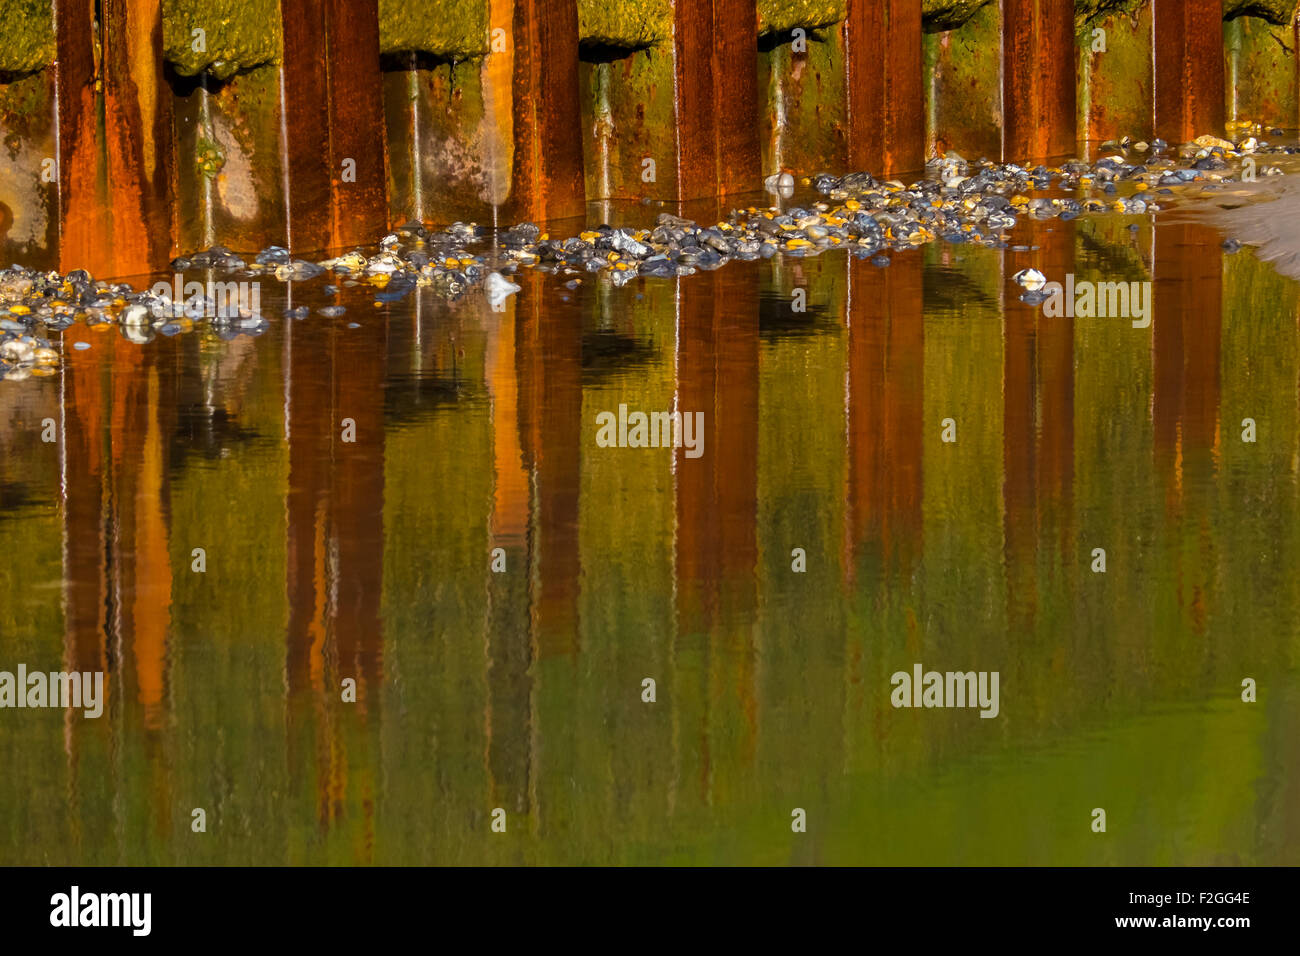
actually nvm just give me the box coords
[0,211,1297,865]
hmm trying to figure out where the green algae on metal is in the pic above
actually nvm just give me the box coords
[923,0,993,33]
[757,0,846,36]
[578,0,671,50]
[1223,0,1296,25]
[1075,0,1147,27]
[0,0,55,77]
[380,0,489,59]
[162,0,283,80]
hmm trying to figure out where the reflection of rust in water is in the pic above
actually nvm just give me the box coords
[15,212,1300,860]
[845,251,924,588]
[1002,217,1077,634]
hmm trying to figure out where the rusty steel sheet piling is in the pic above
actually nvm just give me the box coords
[161,2,290,253]
[577,11,678,204]
[674,0,763,200]
[844,0,924,178]
[928,0,1076,162]
[5,0,1293,276]
[505,0,587,222]
[51,0,176,276]
[280,0,388,252]
[1002,0,1077,160]
[1152,0,1225,144]
[102,0,176,273]
[386,0,585,226]
[53,0,115,277]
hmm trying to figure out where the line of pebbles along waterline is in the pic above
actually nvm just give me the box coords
[0,130,1287,382]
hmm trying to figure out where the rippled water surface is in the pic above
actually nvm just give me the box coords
[1,212,1297,864]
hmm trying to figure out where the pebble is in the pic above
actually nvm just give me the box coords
[1013,268,1048,291]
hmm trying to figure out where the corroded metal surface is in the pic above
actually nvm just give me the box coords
[0,0,1288,275]
[280,0,388,251]
[675,0,762,200]
[506,0,587,222]
[1003,0,1077,160]
[54,0,175,276]
[1153,0,1225,143]
[846,0,924,176]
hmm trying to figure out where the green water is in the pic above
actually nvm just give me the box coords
[0,214,1296,864]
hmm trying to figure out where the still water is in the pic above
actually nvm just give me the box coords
[0,212,1297,865]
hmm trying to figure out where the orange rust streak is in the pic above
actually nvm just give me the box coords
[846,0,924,177]
[488,299,530,547]
[1002,0,1077,161]
[1153,0,1225,143]
[130,367,173,729]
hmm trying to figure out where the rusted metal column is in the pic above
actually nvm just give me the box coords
[845,0,924,176]
[279,3,332,247]
[1152,0,1225,142]
[280,0,388,251]
[674,0,761,200]
[506,0,587,222]
[326,1,389,243]
[1002,0,1076,160]
[56,0,174,275]
[54,0,112,274]
[101,0,176,272]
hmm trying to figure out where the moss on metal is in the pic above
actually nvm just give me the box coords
[923,0,993,33]
[379,0,489,58]
[757,0,846,36]
[1075,0,1148,25]
[162,1,283,80]
[577,0,671,49]
[1223,0,1295,24]
[0,1,55,77]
